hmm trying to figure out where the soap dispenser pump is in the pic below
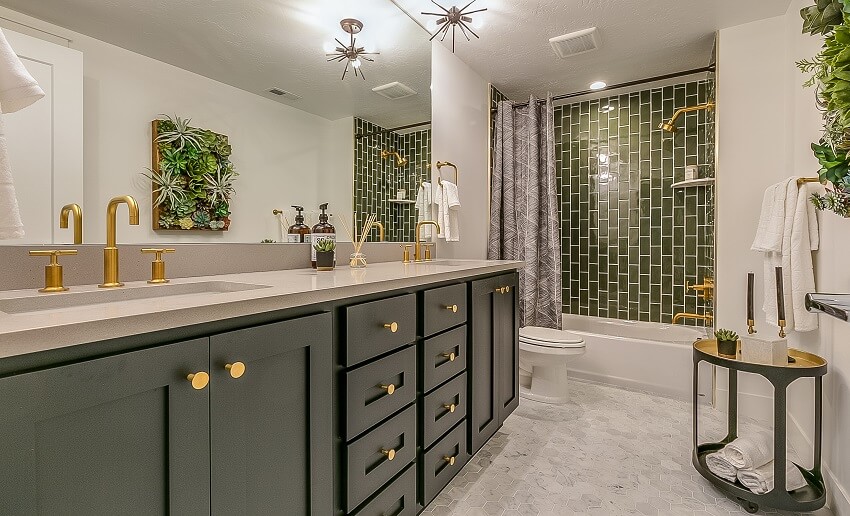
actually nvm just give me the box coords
[311,203,336,268]
[287,206,311,243]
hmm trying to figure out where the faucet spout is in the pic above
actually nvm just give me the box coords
[60,203,83,244]
[101,195,140,288]
[415,220,440,262]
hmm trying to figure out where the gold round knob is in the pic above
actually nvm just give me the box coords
[443,403,457,413]
[445,304,458,313]
[383,322,399,333]
[443,455,456,466]
[381,449,396,461]
[186,371,210,390]
[380,383,396,395]
[225,362,246,379]
[442,352,457,362]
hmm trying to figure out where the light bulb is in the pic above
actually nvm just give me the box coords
[590,81,607,91]
[352,58,362,69]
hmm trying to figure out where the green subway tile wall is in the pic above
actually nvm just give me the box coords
[555,80,715,326]
[354,118,431,242]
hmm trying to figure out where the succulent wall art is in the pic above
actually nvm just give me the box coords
[147,115,237,230]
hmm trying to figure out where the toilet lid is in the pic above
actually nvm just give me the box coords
[519,326,585,348]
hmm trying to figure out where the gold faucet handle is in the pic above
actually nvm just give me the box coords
[29,250,78,293]
[423,243,435,261]
[141,248,175,284]
[399,244,413,264]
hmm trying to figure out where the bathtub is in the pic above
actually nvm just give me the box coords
[562,314,710,400]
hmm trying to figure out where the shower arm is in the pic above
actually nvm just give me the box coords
[660,101,715,132]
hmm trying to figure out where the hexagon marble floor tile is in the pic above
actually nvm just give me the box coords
[421,379,832,516]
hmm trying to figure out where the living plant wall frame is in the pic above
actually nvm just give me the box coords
[148,115,236,231]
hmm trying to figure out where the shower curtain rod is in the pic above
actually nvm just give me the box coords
[496,65,716,111]
[355,120,432,139]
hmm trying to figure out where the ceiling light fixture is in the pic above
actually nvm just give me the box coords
[422,0,488,53]
[326,18,379,80]
[590,81,607,90]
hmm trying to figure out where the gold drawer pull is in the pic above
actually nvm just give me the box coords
[443,455,456,466]
[225,362,246,379]
[383,322,399,333]
[186,371,210,390]
[381,448,396,461]
[445,304,458,313]
[495,287,504,294]
[443,403,457,413]
[505,286,511,293]
[379,383,396,395]
[441,352,457,362]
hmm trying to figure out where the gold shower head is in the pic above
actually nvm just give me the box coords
[658,101,715,134]
[381,149,408,166]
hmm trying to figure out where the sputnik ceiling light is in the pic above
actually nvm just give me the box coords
[326,18,379,80]
[422,0,487,53]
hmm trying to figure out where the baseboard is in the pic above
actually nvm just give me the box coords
[568,368,692,402]
[787,412,850,516]
[715,388,774,423]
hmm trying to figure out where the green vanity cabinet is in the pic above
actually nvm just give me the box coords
[210,312,333,516]
[0,337,212,516]
[469,272,520,454]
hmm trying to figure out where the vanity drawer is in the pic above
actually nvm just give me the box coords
[350,465,417,516]
[422,420,468,507]
[346,345,417,440]
[346,293,417,367]
[423,284,467,336]
[422,326,467,393]
[346,405,417,512]
[422,372,467,448]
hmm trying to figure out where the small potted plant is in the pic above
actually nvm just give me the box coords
[714,328,739,357]
[313,239,336,271]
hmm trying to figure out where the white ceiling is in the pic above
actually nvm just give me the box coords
[0,0,433,128]
[395,0,794,100]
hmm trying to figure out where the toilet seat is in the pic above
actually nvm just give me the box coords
[519,326,585,349]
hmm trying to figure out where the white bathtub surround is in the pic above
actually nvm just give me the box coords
[421,379,830,515]
[489,95,561,329]
[518,326,585,404]
[751,178,822,332]
[561,313,708,400]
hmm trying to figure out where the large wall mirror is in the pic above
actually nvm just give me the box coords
[0,0,431,245]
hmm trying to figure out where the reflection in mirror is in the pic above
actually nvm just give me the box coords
[0,0,431,246]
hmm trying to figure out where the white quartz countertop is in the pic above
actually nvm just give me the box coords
[0,259,521,360]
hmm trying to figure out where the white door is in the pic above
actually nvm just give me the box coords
[3,29,82,244]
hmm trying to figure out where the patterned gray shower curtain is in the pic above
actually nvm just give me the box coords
[488,95,562,329]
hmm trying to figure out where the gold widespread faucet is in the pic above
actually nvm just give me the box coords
[100,195,140,288]
[672,312,714,325]
[372,221,385,242]
[414,220,440,262]
[59,203,83,244]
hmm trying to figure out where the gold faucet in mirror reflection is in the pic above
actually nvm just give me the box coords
[370,221,385,242]
[101,195,140,288]
[414,220,439,262]
[59,203,83,244]
[672,312,714,325]
[687,277,714,302]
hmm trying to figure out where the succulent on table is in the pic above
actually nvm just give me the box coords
[313,239,336,253]
[714,328,739,342]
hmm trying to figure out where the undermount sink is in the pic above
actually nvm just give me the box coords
[0,281,271,315]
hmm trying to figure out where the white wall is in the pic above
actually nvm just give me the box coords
[0,6,354,244]
[431,42,490,259]
[717,2,850,513]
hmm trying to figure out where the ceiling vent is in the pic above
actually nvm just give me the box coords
[549,27,601,59]
[267,87,302,100]
[372,82,417,100]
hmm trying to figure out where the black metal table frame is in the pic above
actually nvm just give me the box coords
[692,346,827,513]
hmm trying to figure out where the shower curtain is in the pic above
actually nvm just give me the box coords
[488,95,562,329]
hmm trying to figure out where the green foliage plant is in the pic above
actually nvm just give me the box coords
[714,329,739,342]
[313,239,336,253]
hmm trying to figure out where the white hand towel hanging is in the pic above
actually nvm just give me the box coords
[415,181,434,240]
[437,180,460,242]
[0,28,46,240]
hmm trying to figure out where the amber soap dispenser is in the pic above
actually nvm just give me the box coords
[287,206,311,243]
[311,203,336,268]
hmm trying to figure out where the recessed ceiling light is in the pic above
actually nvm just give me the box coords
[590,81,607,90]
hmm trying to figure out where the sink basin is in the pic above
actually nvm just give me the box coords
[0,281,271,314]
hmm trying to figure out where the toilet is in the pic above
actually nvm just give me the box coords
[519,326,586,404]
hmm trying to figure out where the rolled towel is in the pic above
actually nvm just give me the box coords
[737,461,808,495]
[725,430,774,469]
[706,450,738,482]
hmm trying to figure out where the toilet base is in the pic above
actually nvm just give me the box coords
[519,361,570,405]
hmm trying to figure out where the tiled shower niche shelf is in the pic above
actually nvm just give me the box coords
[672,177,715,189]
[389,199,416,205]
[805,293,850,322]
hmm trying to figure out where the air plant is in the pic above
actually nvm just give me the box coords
[143,167,186,208]
[156,115,205,151]
[204,165,237,205]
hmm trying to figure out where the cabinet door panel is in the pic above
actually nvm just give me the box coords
[210,313,333,516]
[470,277,500,453]
[0,338,210,516]
[497,274,520,425]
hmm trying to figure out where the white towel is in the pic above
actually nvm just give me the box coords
[737,460,808,494]
[437,180,460,242]
[0,28,45,240]
[415,181,434,240]
[724,430,774,470]
[706,450,738,482]
[752,178,823,332]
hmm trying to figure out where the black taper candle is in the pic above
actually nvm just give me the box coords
[747,272,755,322]
[775,266,786,323]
